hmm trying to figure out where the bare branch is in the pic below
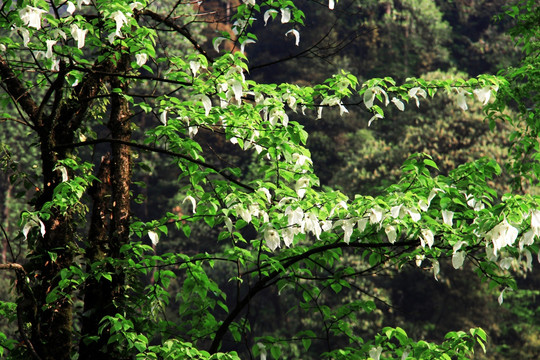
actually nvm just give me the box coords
[0,117,33,127]
[0,262,25,272]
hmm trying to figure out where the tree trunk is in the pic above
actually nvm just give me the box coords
[29,127,75,360]
[79,154,114,358]
[1,183,12,264]
[79,53,132,360]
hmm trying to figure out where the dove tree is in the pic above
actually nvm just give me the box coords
[0,0,538,360]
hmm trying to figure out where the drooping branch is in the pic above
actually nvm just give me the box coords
[71,65,193,86]
[53,138,255,192]
[249,18,373,73]
[208,238,420,353]
[249,20,339,72]
[140,9,212,63]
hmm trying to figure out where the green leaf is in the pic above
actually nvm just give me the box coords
[45,290,59,304]
[182,224,191,237]
[134,341,146,353]
[302,338,311,351]
[368,252,381,267]
[423,159,439,169]
[330,283,342,294]
[270,345,281,360]
[48,251,58,262]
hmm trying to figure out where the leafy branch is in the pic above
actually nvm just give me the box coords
[53,138,255,192]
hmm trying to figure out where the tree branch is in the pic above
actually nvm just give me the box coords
[0,263,42,359]
[0,262,25,272]
[71,65,193,86]
[3,262,43,360]
[0,222,16,262]
[208,238,419,353]
[0,55,40,126]
[53,138,255,192]
[140,9,212,63]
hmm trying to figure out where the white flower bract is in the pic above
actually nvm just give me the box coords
[530,209,540,235]
[66,1,76,14]
[420,228,434,248]
[390,204,403,219]
[285,29,300,46]
[160,110,168,125]
[432,259,440,280]
[369,346,382,360]
[295,177,309,198]
[442,210,454,226]
[280,8,291,23]
[485,218,519,255]
[70,24,88,49]
[385,225,397,244]
[282,227,297,247]
[20,6,47,30]
[391,97,405,111]
[19,27,31,47]
[136,53,148,67]
[45,40,56,59]
[148,230,159,246]
[368,113,383,127]
[408,87,426,107]
[357,218,368,233]
[415,254,424,267]
[183,196,197,214]
[452,251,465,269]
[303,212,322,240]
[265,227,280,251]
[456,89,470,110]
[109,11,130,41]
[213,37,226,53]
[341,219,355,244]
[77,0,91,9]
[473,87,492,105]
[240,38,255,53]
[263,9,278,25]
[406,208,421,222]
[51,59,60,71]
[369,207,383,224]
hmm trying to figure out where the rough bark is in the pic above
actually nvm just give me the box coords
[1,183,12,264]
[79,154,113,358]
[79,53,132,360]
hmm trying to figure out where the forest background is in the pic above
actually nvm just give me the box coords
[0,0,539,359]
[211,1,539,358]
